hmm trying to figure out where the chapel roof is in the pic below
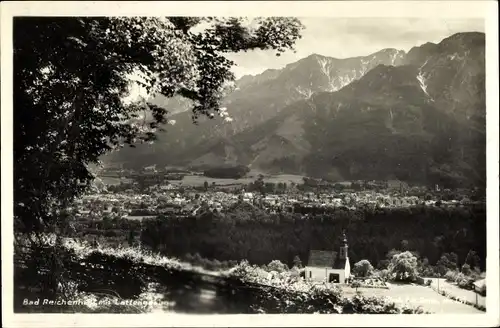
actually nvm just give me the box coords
[307,250,335,267]
[307,250,347,269]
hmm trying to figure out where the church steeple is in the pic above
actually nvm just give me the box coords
[339,231,349,260]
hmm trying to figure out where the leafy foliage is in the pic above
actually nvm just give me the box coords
[444,268,483,291]
[436,252,459,275]
[292,255,303,268]
[463,250,481,270]
[184,252,238,271]
[373,269,391,282]
[343,294,427,314]
[267,260,289,273]
[351,278,389,289]
[461,263,472,275]
[388,251,419,282]
[14,16,304,233]
[353,259,374,277]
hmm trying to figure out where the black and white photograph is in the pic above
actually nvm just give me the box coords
[1,1,499,327]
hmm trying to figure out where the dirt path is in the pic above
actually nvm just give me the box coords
[343,283,484,314]
[424,278,486,308]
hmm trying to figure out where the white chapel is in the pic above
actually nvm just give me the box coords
[304,232,351,283]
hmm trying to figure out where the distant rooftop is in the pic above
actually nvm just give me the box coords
[307,250,348,269]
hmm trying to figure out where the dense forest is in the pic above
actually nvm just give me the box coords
[140,203,486,271]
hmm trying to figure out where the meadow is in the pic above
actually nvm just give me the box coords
[166,173,306,187]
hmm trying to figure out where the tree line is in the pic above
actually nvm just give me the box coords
[203,165,250,179]
[139,203,486,272]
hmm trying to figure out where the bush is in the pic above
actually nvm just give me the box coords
[455,273,474,289]
[442,269,477,290]
[292,255,303,269]
[267,260,288,273]
[182,252,233,271]
[351,280,362,291]
[353,259,374,277]
[421,266,436,277]
[373,269,391,282]
[351,278,388,289]
[444,270,458,282]
[377,259,390,270]
[437,253,459,274]
[457,278,473,290]
[343,294,428,314]
[461,263,472,275]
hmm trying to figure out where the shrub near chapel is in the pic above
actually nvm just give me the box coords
[353,259,374,277]
[267,260,289,273]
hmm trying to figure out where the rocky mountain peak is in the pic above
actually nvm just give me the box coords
[104,32,485,187]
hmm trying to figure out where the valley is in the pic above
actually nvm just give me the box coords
[12,15,491,318]
[103,32,485,189]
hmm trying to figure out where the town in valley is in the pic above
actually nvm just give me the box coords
[10,10,492,318]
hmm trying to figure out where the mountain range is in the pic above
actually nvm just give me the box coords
[103,32,486,188]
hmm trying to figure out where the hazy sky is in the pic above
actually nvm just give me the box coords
[227,18,485,78]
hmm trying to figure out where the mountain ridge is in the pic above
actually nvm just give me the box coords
[102,32,485,187]
[104,45,410,167]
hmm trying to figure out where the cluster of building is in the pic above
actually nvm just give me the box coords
[74,185,477,221]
